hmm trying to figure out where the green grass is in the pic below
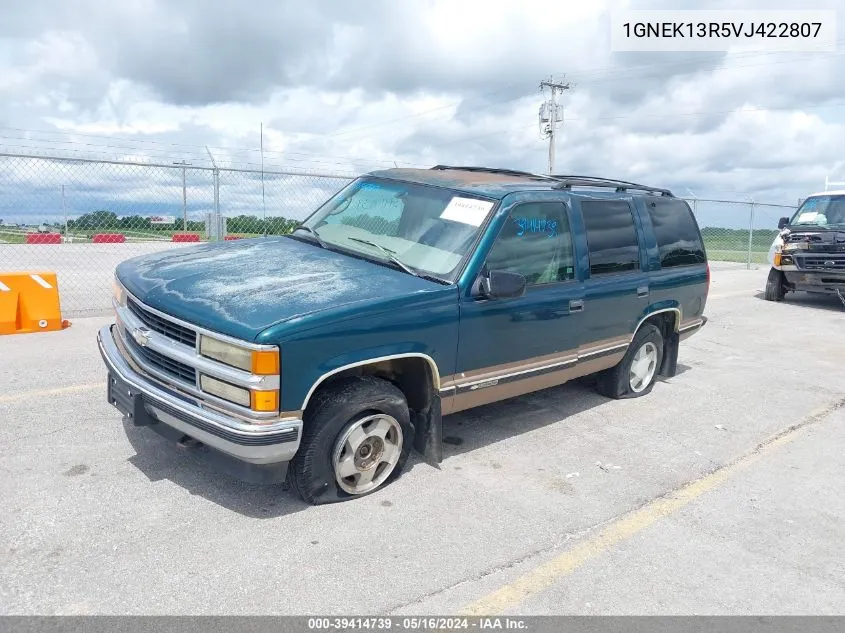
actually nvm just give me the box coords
[0,230,29,244]
[706,249,769,265]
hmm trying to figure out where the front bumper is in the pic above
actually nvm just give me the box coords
[97,324,302,482]
[783,270,845,294]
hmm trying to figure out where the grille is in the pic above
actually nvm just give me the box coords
[798,256,845,270]
[126,336,197,384]
[127,298,197,347]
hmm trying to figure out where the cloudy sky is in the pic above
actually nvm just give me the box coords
[0,0,843,226]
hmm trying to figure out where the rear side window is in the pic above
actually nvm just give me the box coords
[580,200,640,275]
[645,199,706,267]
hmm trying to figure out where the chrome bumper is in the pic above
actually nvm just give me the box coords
[97,324,302,465]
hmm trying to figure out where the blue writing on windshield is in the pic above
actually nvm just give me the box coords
[359,182,386,191]
[513,216,558,238]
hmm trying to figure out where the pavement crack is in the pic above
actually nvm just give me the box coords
[4,424,76,447]
[387,395,845,615]
[383,512,632,616]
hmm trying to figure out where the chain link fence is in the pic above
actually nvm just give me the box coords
[0,151,797,317]
[0,152,354,316]
[684,197,797,267]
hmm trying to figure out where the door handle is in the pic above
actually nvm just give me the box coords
[569,299,584,312]
[637,286,649,298]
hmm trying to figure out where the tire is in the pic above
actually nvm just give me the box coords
[289,375,414,505]
[764,267,786,302]
[595,323,664,399]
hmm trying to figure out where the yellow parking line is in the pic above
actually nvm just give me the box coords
[0,383,102,403]
[459,399,843,616]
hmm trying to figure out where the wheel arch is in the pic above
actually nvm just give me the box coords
[633,306,682,378]
[300,352,441,413]
[301,352,445,466]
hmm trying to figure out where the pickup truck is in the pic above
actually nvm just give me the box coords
[98,166,709,504]
[765,189,845,304]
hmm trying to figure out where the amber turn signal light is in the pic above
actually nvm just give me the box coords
[251,350,280,375]
[251,389,279,412]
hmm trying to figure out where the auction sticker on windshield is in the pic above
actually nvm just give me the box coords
[440,197,494,227]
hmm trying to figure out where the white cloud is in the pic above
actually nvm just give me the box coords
[0,0,843,227]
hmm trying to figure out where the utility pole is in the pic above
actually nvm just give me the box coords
[173,161,190,230]
[62,185,67,241]
[260,122,266,237]
[205,146,221,241]
[539,76,571,174]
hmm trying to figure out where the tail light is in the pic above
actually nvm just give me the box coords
[706,262,711,292]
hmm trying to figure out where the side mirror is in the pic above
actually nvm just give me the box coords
[778,217,790,229]
[480,270,527,300]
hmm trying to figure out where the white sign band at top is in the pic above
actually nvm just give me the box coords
[610,10,838,52]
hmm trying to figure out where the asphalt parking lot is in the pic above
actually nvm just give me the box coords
[2,263,844,615]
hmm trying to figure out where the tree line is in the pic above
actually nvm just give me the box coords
[56,211,302,235]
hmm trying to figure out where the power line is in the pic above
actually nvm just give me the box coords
[1,46,842,165]
[0,127,419,168]
[0,136,409,172]
[427,98,845,150]
[287,45,845,144]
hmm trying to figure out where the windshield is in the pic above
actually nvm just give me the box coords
[296,177,497,282]
[790,194,845,228]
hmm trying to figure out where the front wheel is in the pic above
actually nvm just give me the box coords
[289,376,414,505]
[764,267,786,302]
[595,323,664,399]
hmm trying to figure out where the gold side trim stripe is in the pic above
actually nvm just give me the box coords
[679,319,705,332]
[442,341,627,394]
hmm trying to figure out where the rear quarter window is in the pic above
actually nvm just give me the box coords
[645,198,707,268]
[580,199,641,276]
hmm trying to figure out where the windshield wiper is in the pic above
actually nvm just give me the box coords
[292,225,328,249]
[346,237,421,277]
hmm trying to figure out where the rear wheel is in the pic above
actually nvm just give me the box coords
[596,323,664,399]
[289,376,414,505]
[764,267,786,302]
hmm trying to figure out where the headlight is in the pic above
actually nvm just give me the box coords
[199,335,280,375]
[200,375,251,407]
[112,277,126,307]
[784,242,808,251]
[200,374,279,412]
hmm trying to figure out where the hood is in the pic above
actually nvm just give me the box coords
[116,236,446,341]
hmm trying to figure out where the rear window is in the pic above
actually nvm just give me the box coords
[580,200,641,275]
[645,199,706,268]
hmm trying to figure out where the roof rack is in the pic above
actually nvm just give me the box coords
[550,175,674,196]
[430,165,559,182]
[430,165,674,196]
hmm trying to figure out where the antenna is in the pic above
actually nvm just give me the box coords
[825,175,845,191]
[205,145,218,169]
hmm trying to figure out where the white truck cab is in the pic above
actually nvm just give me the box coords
[765,184,845,303]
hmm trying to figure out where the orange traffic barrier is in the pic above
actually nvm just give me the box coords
[92,233,126,243]
[172,233,201,242]
[26,233,62,244]
[0,272,71,335]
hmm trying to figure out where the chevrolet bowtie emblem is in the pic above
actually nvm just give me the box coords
[132,327,151,347]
